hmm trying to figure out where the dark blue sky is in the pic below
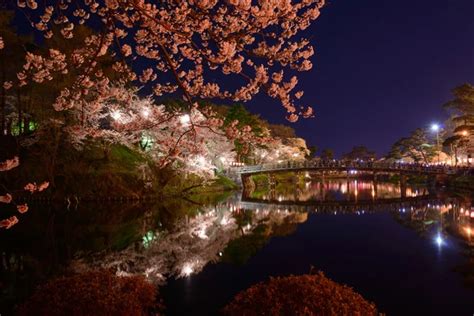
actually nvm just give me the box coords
[246,0,474,157]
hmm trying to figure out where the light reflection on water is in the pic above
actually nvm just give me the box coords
[0,179,473,315]
[250,179,429,202]
[73,181,472,288]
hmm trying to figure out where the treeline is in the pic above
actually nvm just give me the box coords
[387,84,473,165]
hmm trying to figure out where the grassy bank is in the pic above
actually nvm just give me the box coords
[2,139,238,201]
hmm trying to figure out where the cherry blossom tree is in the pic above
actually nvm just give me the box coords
[63,84,270,176]
[10,0,324,122]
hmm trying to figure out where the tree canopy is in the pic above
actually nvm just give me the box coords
[342,145,376,161]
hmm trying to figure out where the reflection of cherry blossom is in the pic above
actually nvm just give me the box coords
[73,195,307,283]
[0,158,49,229]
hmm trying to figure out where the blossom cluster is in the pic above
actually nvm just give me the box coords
[13,0,324,121]
[63,85,272,176]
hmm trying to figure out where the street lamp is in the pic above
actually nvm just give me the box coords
[431,123,440,163]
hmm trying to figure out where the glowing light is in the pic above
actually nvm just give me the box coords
[111,110,122,121]
[194,155,206,166]
[461,130,468,136]
[471,211,474,218]
[465,227,472,236]
[141,107,150,118]
[431,123,440,132]
[220,217,229,226]
[182,264,194,277]
[196,227,208,239]
[180,114,191,125]
[435,234,444,247]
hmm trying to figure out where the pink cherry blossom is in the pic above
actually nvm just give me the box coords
[0,157,20,171]
[0,194,12,204]
[12,0,324,120]
[0,216,19,229]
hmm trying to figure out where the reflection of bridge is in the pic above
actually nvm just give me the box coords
[235,160,469,176]
[240,195,441,214]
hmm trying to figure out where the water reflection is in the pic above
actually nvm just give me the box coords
[1,180,473,313]
[71,182,473,291]
[249,179,429,203]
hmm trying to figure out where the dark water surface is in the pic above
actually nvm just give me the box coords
[164,210,474,315]
[1,180,473,315]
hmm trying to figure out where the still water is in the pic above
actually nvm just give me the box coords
[1,179,473,315]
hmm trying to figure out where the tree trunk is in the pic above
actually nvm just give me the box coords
[17,87,22,135]
[1,63,5,135]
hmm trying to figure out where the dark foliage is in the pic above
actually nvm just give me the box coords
[18,270,163,316]
[222,272,379,316]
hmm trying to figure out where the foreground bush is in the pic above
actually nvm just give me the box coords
[18,270,162,316]
[223,272,378,316]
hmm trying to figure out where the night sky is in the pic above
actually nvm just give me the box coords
[246,0,474,157]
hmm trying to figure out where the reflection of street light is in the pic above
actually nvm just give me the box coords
[431,123,441,163]
[435,233,444,247]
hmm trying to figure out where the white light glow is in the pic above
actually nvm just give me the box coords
[431,123,439,132]
[111,110,122,121]
[180,114,191,125]
[182,264,193,277]
[141,108,150,118]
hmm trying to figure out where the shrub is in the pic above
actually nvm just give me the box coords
[18,270,163,316]
[222,272,379,316]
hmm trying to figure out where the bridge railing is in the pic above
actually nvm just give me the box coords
[234,160,472,175]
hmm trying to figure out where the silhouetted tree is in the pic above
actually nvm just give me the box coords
[342,146,376,161]
[320,148,334,160]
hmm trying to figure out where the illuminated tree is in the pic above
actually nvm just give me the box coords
[388,129,436,164]
[443,83,474,163]
[8,0,325,122]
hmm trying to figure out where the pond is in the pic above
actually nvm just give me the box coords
[1,179,473,315]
